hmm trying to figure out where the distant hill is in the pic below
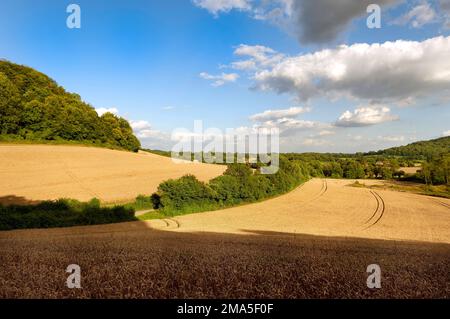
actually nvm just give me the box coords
[0,60,140,151]
[368,136,450,159]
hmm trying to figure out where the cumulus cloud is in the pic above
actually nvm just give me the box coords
[391,2,437,28]
[252,36,450,102]
[377,135,405,142]
[193,0,252,16]
[129,120,164,138]
[130,120,152,131]
[442,130,450,137]
[200,72,239,86]
[95,107,119,116]
[249,106,328,136]
[194,0,399,44]
[231,44,285,71]
[286,0,399,44]
[249,106,310,122]
[335,105,399,127]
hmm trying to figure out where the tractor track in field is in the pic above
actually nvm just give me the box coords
[432,199,450,209]
[306,179,328,203]
[364,190,386,230]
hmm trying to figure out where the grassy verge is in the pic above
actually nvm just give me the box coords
[0,199,136,231]
[137,210,168,220]
[348,180,450,199]
[138,181,307,221]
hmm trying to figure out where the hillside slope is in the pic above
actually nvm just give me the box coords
[0,145,226,204]
[0,60,140,151]
[370,136,450,158]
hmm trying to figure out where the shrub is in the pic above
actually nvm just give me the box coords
[152,155,310,217]
[156,175,216,211]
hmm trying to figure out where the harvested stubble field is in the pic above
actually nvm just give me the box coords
[0,144,225,204]
[0,179,449,298]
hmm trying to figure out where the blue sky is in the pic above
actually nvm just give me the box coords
[1,0,449,152]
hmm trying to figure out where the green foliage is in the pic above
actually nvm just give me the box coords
[155,175,216,211]
[0,199,136,231]
[151,156,309,216]
[0,60,140,152]
[417,155,450,185]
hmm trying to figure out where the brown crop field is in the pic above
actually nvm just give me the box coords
[0,144,225,204]
[0,178,449,298]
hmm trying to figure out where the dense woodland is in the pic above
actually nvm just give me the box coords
[0,60,140,151]
[368,136,450,159]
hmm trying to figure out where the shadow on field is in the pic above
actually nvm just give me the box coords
[0,220,449,299]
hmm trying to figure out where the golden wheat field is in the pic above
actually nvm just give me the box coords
[0,219,449,298]
[0,144,225,204]
[0,146,449,298]
[1,176,449,298]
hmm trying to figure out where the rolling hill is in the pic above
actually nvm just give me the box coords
[369,136,450,159]
[0,144,226,204]
[0,60,140,151]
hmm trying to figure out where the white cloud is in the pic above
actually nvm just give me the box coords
[391,2,437,28]
[252,36,450,102]
[249,106,310,122]
[231,60,257,70]
[335,105,398,127]
[301,138,329,146]
[200,72,239,87]
[193,0,252,15]
[249,106,328,137]
[377,135,405,142]
[442,130,450,137]
[130,120,152,131]
[95,107,119,116]
[129,120,170,149]
[162,106,175,111]
[318,130,335,136]
[231,44,285,70]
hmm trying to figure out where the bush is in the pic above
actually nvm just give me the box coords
[152,155,310,217]
[156,175,216,211]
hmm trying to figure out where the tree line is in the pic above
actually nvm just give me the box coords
[151,156,310,215]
